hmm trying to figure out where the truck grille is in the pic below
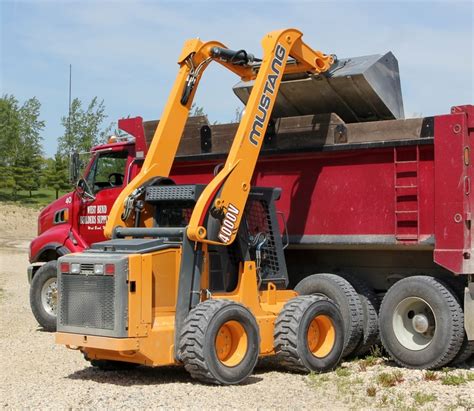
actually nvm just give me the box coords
[59,274,115,330]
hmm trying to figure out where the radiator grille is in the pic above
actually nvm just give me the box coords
[60,274,115,330]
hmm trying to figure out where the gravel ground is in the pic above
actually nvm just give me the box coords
[0,204,473,409]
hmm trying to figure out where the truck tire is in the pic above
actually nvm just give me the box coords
[178,299,260,385]
[438,277,474,366]
[274,295,344,372]
[29,260,58,331]
[341,274,380,357]
[379,276,464,369]
[295,273,363,357]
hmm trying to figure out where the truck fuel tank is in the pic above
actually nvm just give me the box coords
[233,52,404,123]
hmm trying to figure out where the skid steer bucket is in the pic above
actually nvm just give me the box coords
[233,52,404,123]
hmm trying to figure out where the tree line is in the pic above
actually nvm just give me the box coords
[0,94,111,199]
[0,94,242,202]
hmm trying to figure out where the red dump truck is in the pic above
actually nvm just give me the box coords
[28,51,473,370]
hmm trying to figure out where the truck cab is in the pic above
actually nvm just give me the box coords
[28,118,146,331]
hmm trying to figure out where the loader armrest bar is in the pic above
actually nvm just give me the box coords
[113,227,185,239]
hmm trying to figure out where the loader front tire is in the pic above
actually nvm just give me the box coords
[274,295,345,373]
[30,260,58,332]
[178,299,259,385]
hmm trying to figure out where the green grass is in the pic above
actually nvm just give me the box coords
[441,373,466,386]
[376,370,404,387]
[335,367,351,377]
[366,386,377,397]
[0,187,69,208]
[307,372,330,387]
[412,392,436,406]
[423,370,439,381]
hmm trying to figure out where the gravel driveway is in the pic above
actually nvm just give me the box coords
[0,205,472,409]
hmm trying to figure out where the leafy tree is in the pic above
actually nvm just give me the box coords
[0,95,20,169]
[17,97,45,196]
[191,103,206,117]
[58,97,113,156]
[0,95,45,197]
[43,154,70,199]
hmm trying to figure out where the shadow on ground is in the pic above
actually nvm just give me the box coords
[67,365,264,386]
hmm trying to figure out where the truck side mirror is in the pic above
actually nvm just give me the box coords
[76,178,96,202]
[69,152,80,184]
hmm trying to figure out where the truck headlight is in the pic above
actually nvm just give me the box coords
[94,264,104,275]
[71,263,81,274]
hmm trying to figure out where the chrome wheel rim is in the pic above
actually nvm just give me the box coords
[41,278,57,316]
[393,296,436,351]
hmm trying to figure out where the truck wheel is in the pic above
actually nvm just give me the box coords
[30,260,58,331]
[379,276,464,369]
[295,273,363,357]
[341,274,380,357]
[438,277,474,366]
[178,299,260,385]
[274,295,344,372]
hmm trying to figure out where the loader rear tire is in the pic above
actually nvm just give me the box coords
[295,273,363,357]
[274,295,344,373]
[178,299,259,385]
[379,276,464,369]
[30,261,58,332]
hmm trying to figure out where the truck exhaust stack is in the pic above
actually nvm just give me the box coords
[233,52,404,123]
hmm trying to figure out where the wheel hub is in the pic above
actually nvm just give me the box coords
[215,320,248,367]
[307,315,336,358]
[412,313,429,333]
[41,278,57,316]
[393,296,436,351]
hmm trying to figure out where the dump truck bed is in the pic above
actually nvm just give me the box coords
[142,105,474,276]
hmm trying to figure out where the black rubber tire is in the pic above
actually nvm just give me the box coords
[295,273,363,357]
[438,277,474,366]
[341,273,380,357]
[379,276,464,369]
[178,299,260,385]
[29,261,58,332]
[274,295,344,372]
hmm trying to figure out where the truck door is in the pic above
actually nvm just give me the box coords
[78,149,129,245]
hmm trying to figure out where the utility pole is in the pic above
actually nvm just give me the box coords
[68,64,72,145]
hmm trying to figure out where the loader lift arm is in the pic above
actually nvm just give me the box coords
[104,28,333,243]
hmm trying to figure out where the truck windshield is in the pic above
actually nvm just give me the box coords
[86,151,128,193]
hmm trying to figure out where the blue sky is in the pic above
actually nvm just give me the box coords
[1,0,473,157]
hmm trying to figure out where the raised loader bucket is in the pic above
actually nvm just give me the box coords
[233,52,404,123]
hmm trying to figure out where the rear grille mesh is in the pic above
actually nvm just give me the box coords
[60,274,115,330]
